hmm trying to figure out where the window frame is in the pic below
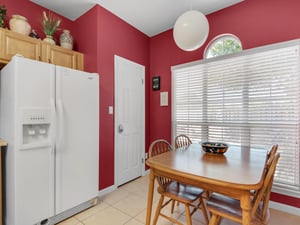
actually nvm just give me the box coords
[172,40,300,198]
[204,33,243,59]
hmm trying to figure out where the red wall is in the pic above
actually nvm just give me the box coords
[74,5,150,190]
[149,0,300,208]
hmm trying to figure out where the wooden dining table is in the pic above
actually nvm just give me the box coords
[145,143,268,225]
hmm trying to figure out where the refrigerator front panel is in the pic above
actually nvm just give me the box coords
[55,66,99,214]
[1,57,56,225]
[15,57,55,109]
[15,57,55,150]
[15,146,53,225]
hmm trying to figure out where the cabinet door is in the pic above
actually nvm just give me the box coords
[42,44,84,70]
[1,29,41,62]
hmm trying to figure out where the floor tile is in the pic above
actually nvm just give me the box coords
[112,194,146,217]
[100,187,130,205]
[82,207,131,225]
[56,217,83,225]
[74,200,110,221]
[56,175,300,225]
[133,203,158,224]
[269,208,300,224]
[124,218,144,225]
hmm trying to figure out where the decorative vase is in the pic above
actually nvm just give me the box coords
[60,29,73,50]
[43,35,56,45]
[0,5,6,28]
[9,14,31,35]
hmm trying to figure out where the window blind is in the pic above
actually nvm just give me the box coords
[172,40,300,195]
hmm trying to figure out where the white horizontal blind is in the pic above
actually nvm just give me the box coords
[172,40,300,194]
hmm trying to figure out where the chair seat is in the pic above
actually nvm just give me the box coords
[158,181,204,203]
[207,193,270,225]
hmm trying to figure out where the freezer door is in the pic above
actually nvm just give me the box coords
[55,66,99,214]
[1,56,56,225]
[15,57,55,110]
[14,146,54,225]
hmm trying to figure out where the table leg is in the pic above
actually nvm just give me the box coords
[240,191,251,225]
[146,169,155,225]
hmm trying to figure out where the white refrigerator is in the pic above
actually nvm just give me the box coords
[0,56,99,225]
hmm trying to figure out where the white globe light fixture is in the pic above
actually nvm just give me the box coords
[173,10,209,51]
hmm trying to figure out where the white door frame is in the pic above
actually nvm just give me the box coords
[114,55,145,187]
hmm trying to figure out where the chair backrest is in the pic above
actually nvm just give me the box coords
[266,144,278,170]
[253,144,278,198]
[148,139,173,188]
[149,139,173,157]
[251,153,280,218]
[174,134,192,149]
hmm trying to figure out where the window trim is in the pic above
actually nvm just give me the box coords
[203,33,243,59]
[172,39,300,198]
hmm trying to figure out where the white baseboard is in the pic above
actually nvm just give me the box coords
[98,171,150,197]
[269,201,300,216]
[98,184,117,197]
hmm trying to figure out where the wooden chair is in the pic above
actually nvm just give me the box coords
[149,139,209,225]
[206,153,280,225]
[266,144,278,169]
[174,135,209,205]
[174,134,192,150]
[251,144,278,198]
[258,144,278,220]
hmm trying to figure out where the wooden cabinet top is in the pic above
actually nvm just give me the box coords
[0,27,84,70]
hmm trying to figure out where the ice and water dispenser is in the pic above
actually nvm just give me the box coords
[21,108,51,145]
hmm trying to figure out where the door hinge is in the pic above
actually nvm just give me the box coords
[141,158,144,164]
[142,79,144,85]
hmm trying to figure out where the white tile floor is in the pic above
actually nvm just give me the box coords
[57,175,300,225]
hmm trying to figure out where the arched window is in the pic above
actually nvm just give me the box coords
[204,34,242,59]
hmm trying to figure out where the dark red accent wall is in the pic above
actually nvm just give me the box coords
[74,5,150,190]
[149,0,300,208]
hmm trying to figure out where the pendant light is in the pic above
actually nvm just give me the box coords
[173,10,209,51]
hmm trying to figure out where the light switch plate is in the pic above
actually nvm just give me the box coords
[108,106,113,114]
[160,92,168,106]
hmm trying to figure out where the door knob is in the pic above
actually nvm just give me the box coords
[118,124,124,133]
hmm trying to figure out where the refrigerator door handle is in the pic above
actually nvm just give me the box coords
[50,98,56,215]
[50,98,56,151]
[57,99,64,149]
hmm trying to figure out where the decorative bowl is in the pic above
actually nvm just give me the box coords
[201,142,229,154]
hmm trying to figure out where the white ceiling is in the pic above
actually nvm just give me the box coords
[30,0,244,37]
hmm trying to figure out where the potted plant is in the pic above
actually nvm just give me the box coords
[42,11,61,44]
[0,5,7,28]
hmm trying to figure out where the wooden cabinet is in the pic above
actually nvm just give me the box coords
[41,43,84,70]
[0,28,84,70]
[0,28,41,63]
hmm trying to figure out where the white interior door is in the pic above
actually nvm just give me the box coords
[115,55,145,186]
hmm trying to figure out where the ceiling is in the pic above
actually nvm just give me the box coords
[30,0,243,37]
